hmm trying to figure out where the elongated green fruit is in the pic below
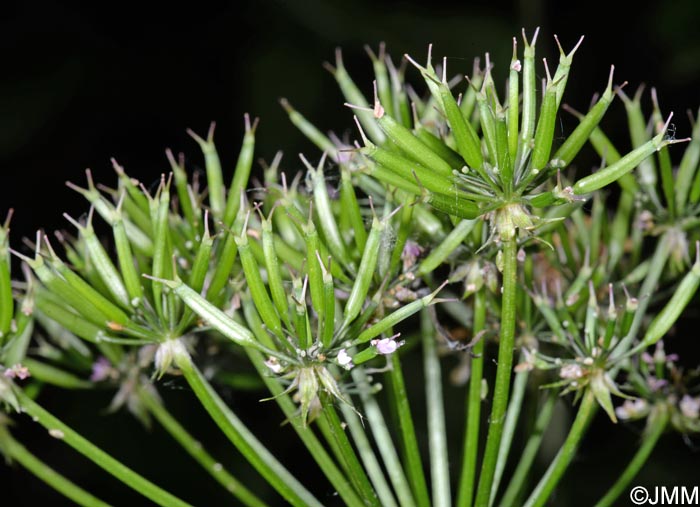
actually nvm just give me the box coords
[676,105,700,211]
[551,35,584,107]
[206,193,247,300]
[641,249,700,347]
[64,212,130,309]
[530,67,559,173]
[507,39,520,161]
[150,177,174,320]
[112,211,143,305]
[405,47,445,114]
[460,59,483,123]
[280,98,338,158]
[303,220,325,324]
[1,211,15,339]
[22,358,93,389]
[167,149,198,233]
[360,149,481,218]
[303,155,351,268]
[236,231,284,338]
[417,219,476,276]
[340,167,368,253]
[553,67,615,166]
[374,109,454,177]
[35,293,106,344]
[367,43,394,118]
[519,28,539,158]
[618,86,657,187]
[438,76,486,174]
[362,144,457,197]
[329,48,385,143]
[415,128,466,170]
[66,172,154,256]
[354,282,447,344]
[262,214,290,327]
[223,115,258,227]
[162,277,286,359]
[188,216,213,293]
[495,112,513,193]
[320,255,336,348]
[475,87,498,165]
[573,128,672,194]
[343,216,383,327]
[188,123,225,219]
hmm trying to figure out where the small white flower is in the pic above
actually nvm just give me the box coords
[154,339,188,378]
[3,364,30,380]
[559,363,584,379]
[615,398,649,421]
[372,337,404,355]
[336,349,353,369]
[679,395,700,419]
[264,357,282,373]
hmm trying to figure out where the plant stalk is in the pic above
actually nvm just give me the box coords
[456,288,486,507]
[13,388,193,507]
[387,352,431,507]
[0,426,112,507]
[522,389,597,507]
[175,351,322,507]
[594,405,669,507]
[490,365,529,504]
[422,307,451,507]
[474,238,519,507]
[137,387,267,507]
[498,393,557,507]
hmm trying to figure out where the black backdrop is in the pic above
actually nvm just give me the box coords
[1,1,700,505]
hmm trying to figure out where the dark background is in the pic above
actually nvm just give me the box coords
[1,1,700,505]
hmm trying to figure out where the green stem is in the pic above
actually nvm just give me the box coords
[456,289,486,507]
[490,364,529,505]
[475,238,518,507]
[594,405,669,507]
[0,426,112,507]
[387,353,431,507]
[137,387,267,507]
[422,307,450,507]
[339,401,398,507]
[318,401,380,506]
[13,389,192,507]
[498,393,556,507]
[352,366,417,507]
[522,390,597,507]
[244,349,365,507]
[175,352,322,507]
[613,233,670,359]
